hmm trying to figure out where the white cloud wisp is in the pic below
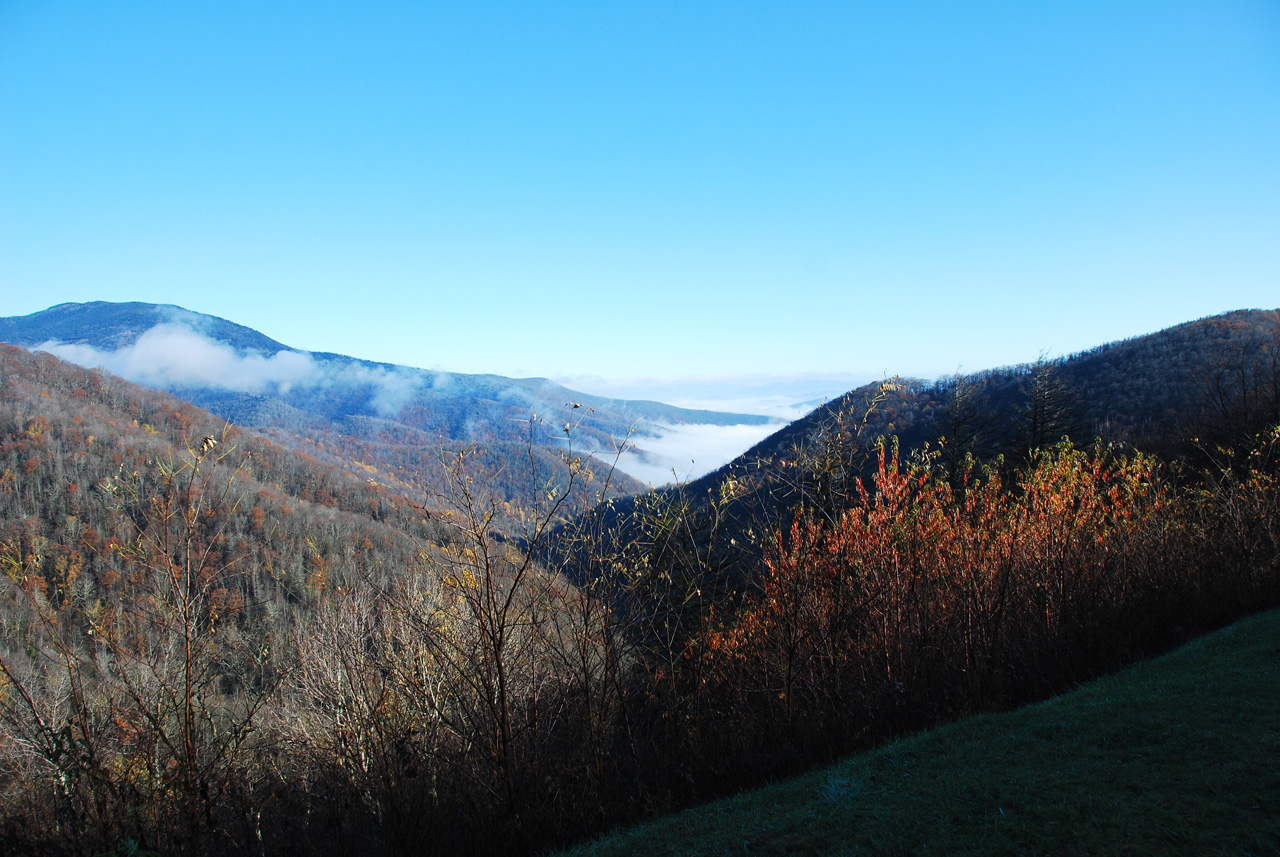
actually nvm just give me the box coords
[35,324,421,417]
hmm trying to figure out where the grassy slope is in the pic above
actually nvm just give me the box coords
[560,609,1280,857]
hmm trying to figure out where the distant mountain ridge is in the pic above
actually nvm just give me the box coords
[0,301,775,501]
[0,301,768,429]
[0,300,293,354]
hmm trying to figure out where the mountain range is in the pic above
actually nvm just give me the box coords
[0,301,775,506]
[4,301,1278,527]
[1,303,1278,856]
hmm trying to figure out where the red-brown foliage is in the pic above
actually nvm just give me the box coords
[700,438,1277,770]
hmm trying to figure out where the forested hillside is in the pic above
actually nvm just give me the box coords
[0,344,441,596]
[626,308,1280,545]
[0,343,632,855]
[1,312,1278,857]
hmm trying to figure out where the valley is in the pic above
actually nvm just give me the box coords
[0,305,1277,856]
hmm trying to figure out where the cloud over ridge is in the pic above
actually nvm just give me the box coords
[36,324,421,417]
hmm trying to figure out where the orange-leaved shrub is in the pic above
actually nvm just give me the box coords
[698,437,1276,775]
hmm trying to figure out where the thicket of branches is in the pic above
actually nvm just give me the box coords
[1,342,1278,856]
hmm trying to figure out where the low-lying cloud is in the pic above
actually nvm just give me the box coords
[601,420,786,487]
[557,372,878,421]
[565,373,879,486]
[36,324,421,417]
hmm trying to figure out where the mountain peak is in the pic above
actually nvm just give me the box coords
[0,300,293,355]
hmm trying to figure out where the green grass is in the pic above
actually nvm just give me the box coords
[558,610,1280,856]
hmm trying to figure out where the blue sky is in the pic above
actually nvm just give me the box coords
[2,1,1277,388]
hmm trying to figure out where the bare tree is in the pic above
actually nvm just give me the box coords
[1019,358,1081,457]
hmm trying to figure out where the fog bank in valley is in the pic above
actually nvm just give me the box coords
[565,372,879,486]
[602,420,787,487]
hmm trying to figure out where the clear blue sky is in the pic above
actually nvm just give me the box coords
[2,1,1277,382]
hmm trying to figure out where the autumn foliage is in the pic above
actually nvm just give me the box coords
[1,342,1278,856]
[698,439,1268,769]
